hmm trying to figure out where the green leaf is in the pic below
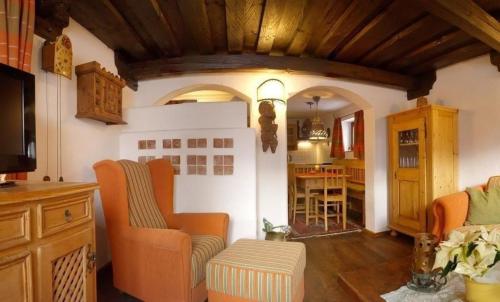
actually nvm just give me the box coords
[466,242,477,257]
[442,255,458,277]
[488,251,500,268]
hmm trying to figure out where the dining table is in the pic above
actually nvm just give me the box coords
[295,171,350,230]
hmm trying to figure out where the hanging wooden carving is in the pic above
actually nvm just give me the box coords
[258,101,278,153]
[42,34,73,79]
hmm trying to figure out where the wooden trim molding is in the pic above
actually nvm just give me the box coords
[362,228,390,238]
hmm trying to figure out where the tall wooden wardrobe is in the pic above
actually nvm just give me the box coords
[387,104,458,237]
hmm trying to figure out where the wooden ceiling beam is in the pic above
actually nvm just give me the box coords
[225,0,245,53]
[407,71,436,100]
[360,15,452,67]
[305,0,351,55]
[70,0,150,60]
[109,0,180,57]
[125,54,419,91]
[314,0,389,58]
[406,42,491,75]
[242,0,264,50]
[206,0,228,52]
[335,0,425,63]
[286,0,335,56]
[115,51,138,91]
[256,0,286,54]
[156,0,194,53]
[385,30,473,71]
[272,0,307,51]
[491,50,500,71]
[417,0,500,51]
[35,0,71,41]
[176,0,215,54]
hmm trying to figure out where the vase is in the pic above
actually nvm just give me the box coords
[465,278,500,302]
[265,232,287,241]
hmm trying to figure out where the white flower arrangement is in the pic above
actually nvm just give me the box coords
[433,227,500,279]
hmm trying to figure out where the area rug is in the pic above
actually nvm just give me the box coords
[288,214,362,240]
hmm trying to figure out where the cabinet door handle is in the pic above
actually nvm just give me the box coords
[64,209,73,222]
[87,249,97,273]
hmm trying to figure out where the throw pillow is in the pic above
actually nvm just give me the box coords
[466,186,500,225]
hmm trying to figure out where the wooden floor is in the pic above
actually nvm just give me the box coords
[97,232,413,302]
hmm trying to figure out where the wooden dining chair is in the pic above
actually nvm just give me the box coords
[316,165,347,231]
[289,164,318,224]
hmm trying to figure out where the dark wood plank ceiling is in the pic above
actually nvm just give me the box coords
[40,0,500,98]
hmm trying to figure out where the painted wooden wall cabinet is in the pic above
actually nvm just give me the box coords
[0,182,98,301]
[387,104,458,237]
[75,61,126,125]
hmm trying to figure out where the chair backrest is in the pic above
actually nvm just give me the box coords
[288,163,296,187]
[93,159,175,232]
[323,165,346,193]
[118,160,168,229]
[294,164,316,174]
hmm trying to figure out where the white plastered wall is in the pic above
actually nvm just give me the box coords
[119,102,257,243]
[28,19,135,269]
[131,73,414,235]
[409,55,500,189]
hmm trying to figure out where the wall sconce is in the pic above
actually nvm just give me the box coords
[257,79,286,104]
[257,79,285,154]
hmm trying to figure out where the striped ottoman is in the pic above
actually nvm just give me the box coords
[206,239,306,302]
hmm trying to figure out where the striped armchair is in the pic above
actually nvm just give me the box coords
[94,159,229,302]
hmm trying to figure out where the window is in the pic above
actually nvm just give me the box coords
[341,115,355,152]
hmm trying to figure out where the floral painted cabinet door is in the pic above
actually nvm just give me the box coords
[390,117,427,235]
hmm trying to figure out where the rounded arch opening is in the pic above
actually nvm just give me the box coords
[153,84,252,106]
[287,85,372,111]
[153,84,253,127]
[286,85,376,231]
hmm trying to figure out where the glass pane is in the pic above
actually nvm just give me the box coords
[398,129,419,168]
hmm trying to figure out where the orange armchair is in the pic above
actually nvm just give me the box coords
[431,185,489,241]
[431,191,470,241]
[94,159,229,302]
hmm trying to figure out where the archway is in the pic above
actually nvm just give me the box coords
[153,84,252,105]
[286,85,375,234]
[152,84,253,127]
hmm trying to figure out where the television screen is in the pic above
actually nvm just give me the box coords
[0,73,24,155]
[0,63,36,174]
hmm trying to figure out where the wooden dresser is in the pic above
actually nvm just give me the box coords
[0,182,98,302]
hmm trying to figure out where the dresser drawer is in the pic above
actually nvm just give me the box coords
[0,208,31,250]
[37,194,92,238]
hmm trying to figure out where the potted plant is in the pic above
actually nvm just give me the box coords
[262,218,290,241]
[433,227,500,301]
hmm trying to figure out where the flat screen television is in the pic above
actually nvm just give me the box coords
[0,63,36,176]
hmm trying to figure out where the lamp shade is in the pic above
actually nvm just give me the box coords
[309,116,328,141]
[257,79,285,104]
[308,96,328,141]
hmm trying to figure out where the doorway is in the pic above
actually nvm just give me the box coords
[286,88,366,239]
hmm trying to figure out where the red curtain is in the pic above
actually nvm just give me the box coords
[1,0,35,180]
[0,0,35,72]
[330,118,345,159]
[353,110,365,160]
